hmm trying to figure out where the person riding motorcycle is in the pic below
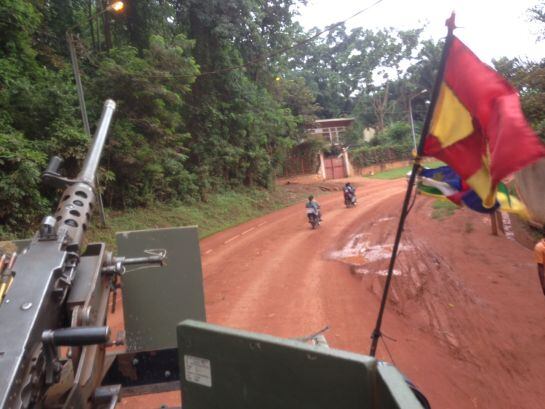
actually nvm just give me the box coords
[305,195,322,221]
[343,182,356,205]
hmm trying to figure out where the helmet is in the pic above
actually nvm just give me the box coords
[308,195,314,201]
[345,182,350,187]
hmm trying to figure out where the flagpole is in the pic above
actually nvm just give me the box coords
[369,13,457,357]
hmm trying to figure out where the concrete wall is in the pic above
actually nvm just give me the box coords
[515,158,545,225]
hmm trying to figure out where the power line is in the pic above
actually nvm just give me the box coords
[140,0,386,79]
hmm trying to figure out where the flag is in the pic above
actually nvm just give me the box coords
[422,36,545,208]
[417,165,529,219]
[419,166,499,213]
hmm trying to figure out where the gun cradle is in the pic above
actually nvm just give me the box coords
[0,100,121,409]
[0,238,113,409]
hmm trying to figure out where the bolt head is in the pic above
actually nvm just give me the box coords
[21,302,32,310]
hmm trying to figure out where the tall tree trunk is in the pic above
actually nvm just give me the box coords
[87,0,96,51]
[95,0,102,51]
[101,0,112,50]
[126,0,149,52]
[372,82,389,133]
[174,0,184,26]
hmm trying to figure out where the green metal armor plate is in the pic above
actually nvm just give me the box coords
[177,320,424,409]
[117,227,206,352]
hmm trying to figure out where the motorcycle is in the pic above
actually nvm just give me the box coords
[307,207,320,229]
[344,189,357,208]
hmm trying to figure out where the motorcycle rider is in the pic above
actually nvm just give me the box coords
[343,182,356,204]
[306,195,322,221]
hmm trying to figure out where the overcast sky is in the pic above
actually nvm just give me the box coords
[297,0,545,64]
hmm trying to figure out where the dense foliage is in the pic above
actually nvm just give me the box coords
[1,0,315,231]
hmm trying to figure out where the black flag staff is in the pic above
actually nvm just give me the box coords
[369,13,457,357]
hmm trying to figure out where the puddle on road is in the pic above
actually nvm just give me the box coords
[330,233,411,276]
[340,255,368,266]
[354,268,401,276]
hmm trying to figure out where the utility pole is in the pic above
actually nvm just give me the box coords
[409,89,428,152]
[67,32,92,138]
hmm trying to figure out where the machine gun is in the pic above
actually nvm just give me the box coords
[0,100,164,408]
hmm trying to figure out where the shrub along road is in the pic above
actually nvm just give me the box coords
[118,177,545,408]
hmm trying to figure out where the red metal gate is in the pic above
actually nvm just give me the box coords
[324,157,346,179]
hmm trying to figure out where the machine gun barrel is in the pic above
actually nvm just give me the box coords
[54,99,116,249]
[78,99,116,185]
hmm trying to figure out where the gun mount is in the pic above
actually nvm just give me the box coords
[0,100,166,408]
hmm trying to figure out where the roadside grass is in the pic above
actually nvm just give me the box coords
[88,184,332,248]
[431,199,459,220]
[367,160,445,180]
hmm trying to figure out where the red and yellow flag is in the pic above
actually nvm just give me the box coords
[423,37,545,208]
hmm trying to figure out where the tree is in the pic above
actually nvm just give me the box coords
[91,35,200,206]
[289,25,422,118]
[177,0,307,195]
[0,1,90,231]
[273,76,319,133]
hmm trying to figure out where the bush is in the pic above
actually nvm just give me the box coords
[381,122,413,144]
[349,143,413,168]
[0,130,49,236]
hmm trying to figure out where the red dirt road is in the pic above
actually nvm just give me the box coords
[120,178,545,408]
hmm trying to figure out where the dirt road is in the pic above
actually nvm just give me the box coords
[121,177,545,408]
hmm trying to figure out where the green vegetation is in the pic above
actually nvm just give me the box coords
[368,161,445,180]
[350,143,413,169]
[2,0,544,236]
[347,122,437,172]
[431,199,459,220]
[0,0,318,235]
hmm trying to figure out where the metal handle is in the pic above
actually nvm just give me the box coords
[43,326,110,346]
[45,156,63,175]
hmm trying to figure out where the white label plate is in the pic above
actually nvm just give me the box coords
[184,355,212,387]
